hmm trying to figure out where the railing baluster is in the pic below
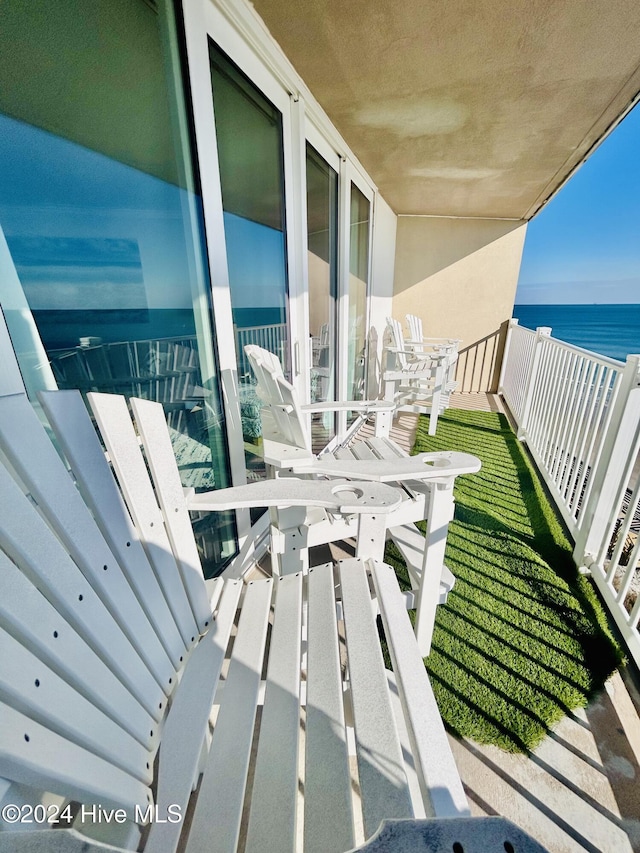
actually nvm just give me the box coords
[502,327,640,667]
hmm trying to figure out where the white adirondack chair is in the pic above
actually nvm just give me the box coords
[244,344,481,654]
[0,362,474,852]
[383,317,455,436]
[405,313,460,361]
[405,314,459,404]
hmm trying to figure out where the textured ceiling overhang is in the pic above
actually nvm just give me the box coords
[251,0,640,219]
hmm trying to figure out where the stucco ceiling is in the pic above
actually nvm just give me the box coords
[251,0,640,220]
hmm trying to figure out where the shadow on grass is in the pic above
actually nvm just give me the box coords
[388,408,624,754]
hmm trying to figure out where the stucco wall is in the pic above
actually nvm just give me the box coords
[392,216,527,392]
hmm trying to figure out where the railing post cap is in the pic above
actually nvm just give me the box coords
[536,326,552,336]
[625,353,640,383]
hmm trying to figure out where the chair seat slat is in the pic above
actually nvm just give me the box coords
[338,559,413,839]
[304,564,355,853]
[0,551,156,750]
[348,440,378,461]
[245,572,303,853]
[333,445,357,460]
[185,580,273,853]
[40,390,186,674]
[146,579,242,853]
[365,436,407,459]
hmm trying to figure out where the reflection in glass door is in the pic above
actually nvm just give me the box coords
[348,184,370,411]
[209,43,289,480]
[306,144,338,446]
[0,0,236,576]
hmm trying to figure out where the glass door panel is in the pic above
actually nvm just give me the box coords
[348,183,370,415]
[209,43,289,481]
[0,0,236,575]
[306,144,338,447]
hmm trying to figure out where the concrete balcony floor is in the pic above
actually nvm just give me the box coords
[383,395,640,853]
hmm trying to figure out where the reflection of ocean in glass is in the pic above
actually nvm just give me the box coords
[210,42,289,490]
[515,304,640,362]
[0,59,235,574]
[223,212,288,378]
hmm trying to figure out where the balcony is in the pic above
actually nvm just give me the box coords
[368,383,640,852]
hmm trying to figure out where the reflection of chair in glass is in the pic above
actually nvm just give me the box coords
[245,343,481,654]
[0,381,473,852]
[310,321,334,405]
[383,317,453,436]
[49,337,205,435]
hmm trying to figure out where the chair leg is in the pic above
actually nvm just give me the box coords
[270,506,309,575]
[427,363,444,436]
[355,512,388,562]
[414,482,455,655]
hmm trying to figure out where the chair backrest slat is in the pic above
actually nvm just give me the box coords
[385,317,409,370]
[0,550,156,750]
[40,390,186,673]
[0,700,152,814]
[131,397,211,632]
[405,314,424,352]
[0,624,152,785]
[0,392,174,692]
[87,392,199,651]
[0,463,165,727]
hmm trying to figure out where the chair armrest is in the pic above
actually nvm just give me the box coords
[287,451,481,482]
[405,337,461,346]
[386,347,448,361]
[187,478,402,515]
[301,400,395,413]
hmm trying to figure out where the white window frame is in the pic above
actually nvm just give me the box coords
[337,164,374,434]
[181,0,380,470]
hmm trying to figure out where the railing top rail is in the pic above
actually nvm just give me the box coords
[541,334,625,371]
[511,319,625,371]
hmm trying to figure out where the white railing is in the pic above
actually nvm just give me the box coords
[499,318,640,667]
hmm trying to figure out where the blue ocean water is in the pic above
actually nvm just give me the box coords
[514,304,640,363]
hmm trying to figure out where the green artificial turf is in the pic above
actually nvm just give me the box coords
[385,408,623,753]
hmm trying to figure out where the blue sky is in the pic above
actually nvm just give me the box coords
[516,104,640,305]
